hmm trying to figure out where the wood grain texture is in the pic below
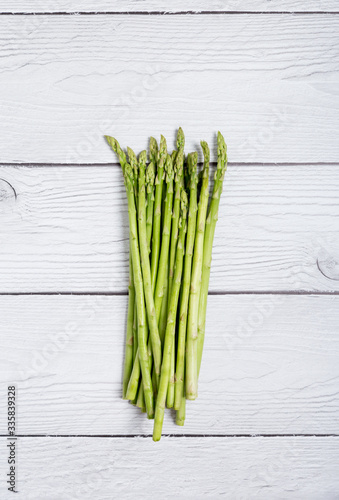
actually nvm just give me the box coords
[0,295,338,435]
[1,436,338,499]
[1,1,338,13]
[0,8,337,497]
[0,164,338,293]
[0,15,338,163]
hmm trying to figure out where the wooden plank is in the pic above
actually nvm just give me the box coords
[0,164,338,293]
[1,1,338,13]
[0,15,338,163]
[0,295,338,435]
[0,437,338,499]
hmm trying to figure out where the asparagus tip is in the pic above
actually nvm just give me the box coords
[138,149,147,165]
[177,127,185,150]
[200,140,210,162]
[146,161,156,190]
[165,153,174,182]
[160,135,167,152]
[127,146,137,161]
[105,135,117,150]
[217,131,227,154]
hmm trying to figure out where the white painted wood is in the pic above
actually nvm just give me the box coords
[0,165,338,293]
[0,7,336,497]
[0,15,338,163]
[1,1,338,13]
[0,436,338,499]
[0,295,338,435]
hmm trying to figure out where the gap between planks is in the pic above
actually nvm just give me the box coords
[0,11,339,15]
[1,162,338,168]
[1,291,339,296]
[1,434,338,438]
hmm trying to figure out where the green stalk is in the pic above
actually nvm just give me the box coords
[149,135,158,165]
[127,314,154,401]
[123,190,154,415]
[130,148,162,380]
[150,136,167,291]
[168,128,185,300]
[105,135,129,173]
[146,135,157,254]
[166,131,185,408]
[136,383,146,412]
[166,134,185,410]
[197,133,227,377]
[122,251,135,399]
[138,162,155,403]
[186,141,210,400]
[127,148,142,400]
[175,392,186,426]
[127,145,139,367]
[154,154,174,324]
[126,154,161,400]
[158,259,169,343]
[105,136,154,418]
[136,316,153,411]
[169,158,186,411]
[132,302,138,362]
[153,191,188,442]
[183,154,190,191]
[130,378,141,406]
[126,347,140,400]
[146,161,155,255]
[166,336,175,408]
[122,146,138,399]
[174,152,198,410]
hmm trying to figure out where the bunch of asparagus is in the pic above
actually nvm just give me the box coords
[105,130,227,441]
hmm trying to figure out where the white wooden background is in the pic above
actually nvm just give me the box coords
[0,2,338,499]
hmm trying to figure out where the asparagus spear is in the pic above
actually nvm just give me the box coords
[128,154,159,402]
[136,383,146,412]
[167,133,185,409]
[105,136,128,173]
[108,131,227,431]
[186,141,210,400]
[166,333,176,408]
[127,147,139,368]
[126,320,153,404]
[132,302,138,362]
[175,393,186,426]
[146,134,157,254]
[154,153,175,323]
[150,136,167,291]
[150,254,170,403]
[158,260,169,342]
[133,148,162,380]
[136,161,158,410]
[126,315,155,403]
[153,191,188,441]
[122,252,135,399]
[126,148,167,397]
[127,147,145,402]
[168,128,185,300]
[135,326,154,410]
[149,135,158,165]
[122,147,138,399]
[105,136,154,418]
[174,152,198,410]
[146,161,155,255]
[125,346,141,401]
[197,132,227,377]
